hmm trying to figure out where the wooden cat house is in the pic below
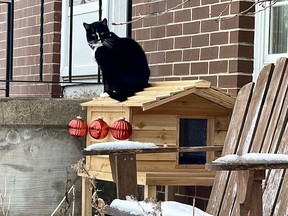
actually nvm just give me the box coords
[80,80,235,213]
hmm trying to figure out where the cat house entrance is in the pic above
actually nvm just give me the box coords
[178,118,208,165]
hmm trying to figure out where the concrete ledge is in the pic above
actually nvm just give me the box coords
[0,98,87,125]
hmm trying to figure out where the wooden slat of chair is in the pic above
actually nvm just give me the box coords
[272,124,288,215]
[205,82,254,215]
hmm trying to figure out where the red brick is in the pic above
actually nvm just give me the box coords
[199,75,217,86]
[158,38,173,50]
[230,30,254,44]
[174,63,190,75]
[192,34,209,48]
[143,16,157,27]
[191,62,208,74]
[175,36,192,49]
[149,1,166,14]
[135,28,150,40]
[143,40,158,52]
[183,49,200,61]
[166,24,182,37]
[174,9,191,22]
[183,21,200,35]
[166,50,183,62]
[210,32,229,45]
[210,2,228,18]
[149,52,166,64]
[210,60,228,73]
[192,6,209,20]
[158,64,173,76]
[218,74,252,88]
[201,19,219,33]
[157,12,173,25]
[200,47,219,60]
[229,60,253,74]
[230,1,255,15]
[151,26,165,38]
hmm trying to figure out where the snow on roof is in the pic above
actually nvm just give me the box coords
[110,196,212,216]
[213,153,288,164]
[81,80,235,111]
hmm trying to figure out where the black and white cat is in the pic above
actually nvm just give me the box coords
[83,18,150,102]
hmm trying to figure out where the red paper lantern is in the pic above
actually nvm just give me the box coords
[68,116,87,137]
[110,117,132,140]
[89,117,109,139]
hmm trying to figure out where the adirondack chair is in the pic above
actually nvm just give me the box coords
[205,57,288,216]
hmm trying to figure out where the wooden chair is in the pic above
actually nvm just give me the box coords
[205,57,288,215]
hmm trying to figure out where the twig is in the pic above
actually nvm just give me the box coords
[112,0,190,26]
[216,0,279,22]
[51,185,75,216]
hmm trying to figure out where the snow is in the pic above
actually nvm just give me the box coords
[110,196,212,216]
[213,153,288,164]
[85,141,158,151]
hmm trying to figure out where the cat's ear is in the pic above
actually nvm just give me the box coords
[102,18,108,26]
[83,22,90,30]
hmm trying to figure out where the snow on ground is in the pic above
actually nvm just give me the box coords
[213,153,288,164]
[110,196,212,216]
[85,141,158,151]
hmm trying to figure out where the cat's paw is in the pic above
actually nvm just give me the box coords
[100,92,110,98]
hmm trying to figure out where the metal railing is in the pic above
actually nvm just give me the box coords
[0,0,113,97]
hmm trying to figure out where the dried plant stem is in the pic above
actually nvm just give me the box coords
[51,185,75,216]
[216,0,279,22]
[0,178,10,216]
[112,0,190,26]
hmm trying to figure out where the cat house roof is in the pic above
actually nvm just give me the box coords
[81,80,235,111]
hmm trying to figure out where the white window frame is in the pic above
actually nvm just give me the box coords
[60,1,127,82]
[254,1,288,81]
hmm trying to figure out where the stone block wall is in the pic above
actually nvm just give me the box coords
[0,98,86,215]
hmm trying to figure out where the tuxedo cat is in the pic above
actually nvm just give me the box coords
[83,18,150,102]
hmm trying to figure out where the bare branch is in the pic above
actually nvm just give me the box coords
[112,0,190,26]
[216,0,279,22]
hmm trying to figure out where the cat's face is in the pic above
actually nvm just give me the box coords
[83,18,110,49]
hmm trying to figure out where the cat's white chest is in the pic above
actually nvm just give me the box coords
[91,43,103,60]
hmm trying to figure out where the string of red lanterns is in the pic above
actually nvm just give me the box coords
[68,116,132,140]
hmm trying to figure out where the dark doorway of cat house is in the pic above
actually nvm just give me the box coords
[179,118,207,164]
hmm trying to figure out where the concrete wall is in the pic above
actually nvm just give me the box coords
[0,98,86,216]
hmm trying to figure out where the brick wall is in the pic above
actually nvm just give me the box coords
[132,0,255,95]
[0,0,62,97]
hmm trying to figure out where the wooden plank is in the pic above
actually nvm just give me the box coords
[194,88,236,109]
[262,111,288,214]
[142,87,198,111]
[82,146,223,156]
[144,185,157,198]
[112,153,138,199]
[149,80,211,88]
[132,114,177,130]
[238,170,265,216]
[206,82,254,215]
[165,186,176,201]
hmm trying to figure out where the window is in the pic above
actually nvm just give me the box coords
[178,119,207,165]
[254,0,288,81]
[60,1,128,81]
